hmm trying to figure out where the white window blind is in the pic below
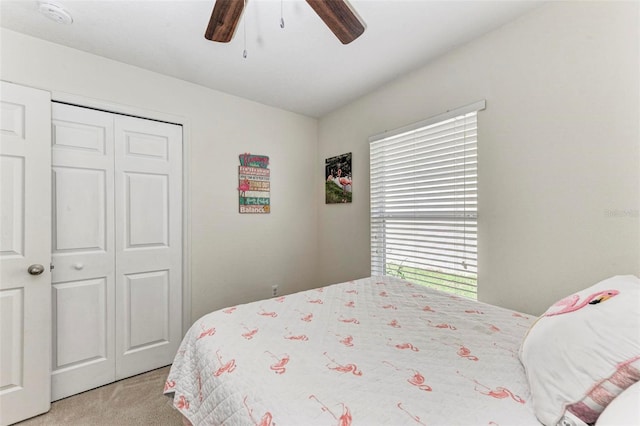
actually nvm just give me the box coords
[369,101,485,299]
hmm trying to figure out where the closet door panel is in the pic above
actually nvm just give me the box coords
[50,103,116,401]
[124,270,170,350]
[52,118,106,154]
[114,116,182,379]
[52,278,108,367]
[52,167,107,252]
[123,130,168,161]
[125,172,169,248]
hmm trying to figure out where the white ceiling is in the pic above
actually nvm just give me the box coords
[0,0,543,117]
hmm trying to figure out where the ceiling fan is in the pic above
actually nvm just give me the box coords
[204,0,365,45]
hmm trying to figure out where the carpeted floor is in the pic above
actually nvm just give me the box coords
[17,366,184,426]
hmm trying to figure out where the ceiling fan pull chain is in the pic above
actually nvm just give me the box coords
[242,0,248,58]
[280,0,285,28]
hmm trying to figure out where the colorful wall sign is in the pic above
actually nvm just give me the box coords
[238,153,270,214]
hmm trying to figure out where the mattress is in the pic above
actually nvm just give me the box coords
[164,276,539,425]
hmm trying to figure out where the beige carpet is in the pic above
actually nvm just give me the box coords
[17,366,184,426]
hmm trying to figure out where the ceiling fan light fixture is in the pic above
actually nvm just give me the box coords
[205,0,364,46]
[38,1,73,25]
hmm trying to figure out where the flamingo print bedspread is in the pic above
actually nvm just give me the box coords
[164,276,539,425]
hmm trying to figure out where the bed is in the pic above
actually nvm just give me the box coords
[164,275,541,425]
[165,275,640,425]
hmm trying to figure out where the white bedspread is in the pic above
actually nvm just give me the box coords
[165,276,539,425]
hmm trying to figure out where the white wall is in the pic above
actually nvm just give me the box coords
[0,29,319,324]
[317,1,640,315]
[3,1,638,320]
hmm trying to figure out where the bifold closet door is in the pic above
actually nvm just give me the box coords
[50,104,116,401]
[51,103,182,400]
[114,116,182,379]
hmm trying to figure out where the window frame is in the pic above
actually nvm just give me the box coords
[369,100,486,298]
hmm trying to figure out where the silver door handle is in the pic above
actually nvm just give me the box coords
[28,264,45,275]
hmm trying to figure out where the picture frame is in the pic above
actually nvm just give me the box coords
[325,152,352,204]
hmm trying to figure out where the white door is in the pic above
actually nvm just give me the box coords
[50,103,116,401]
[114,115,182,379]
[50,103,183,398]
[0,82,52,425]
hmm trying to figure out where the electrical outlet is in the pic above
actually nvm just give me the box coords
[272,284,278,297]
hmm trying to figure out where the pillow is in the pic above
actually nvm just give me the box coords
[595,380,640,425]
[519,275,640,426]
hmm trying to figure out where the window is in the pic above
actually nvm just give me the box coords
[369,101,485,299]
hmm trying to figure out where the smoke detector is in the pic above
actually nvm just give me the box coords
[38,1,73,25]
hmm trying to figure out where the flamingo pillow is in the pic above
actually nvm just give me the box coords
[519,275,640,426]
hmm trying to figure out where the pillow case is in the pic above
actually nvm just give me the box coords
[519,275,640,426]
[595,380,640,425]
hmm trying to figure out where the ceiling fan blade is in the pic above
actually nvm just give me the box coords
[305,0,365,44]
[205,0,245,43]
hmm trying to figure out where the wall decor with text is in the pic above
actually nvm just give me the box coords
[238,153,270,214]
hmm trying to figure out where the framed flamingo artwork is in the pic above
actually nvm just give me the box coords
[238,153,270,214]
[325,152,352,204]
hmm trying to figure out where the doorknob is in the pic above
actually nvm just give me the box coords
[28,264,45,275]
